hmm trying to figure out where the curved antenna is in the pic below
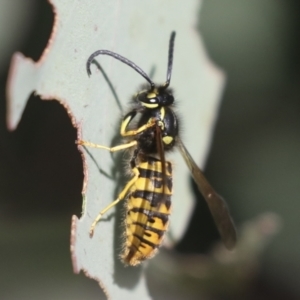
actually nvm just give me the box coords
[86,50,155,89]
[164,31,176,89]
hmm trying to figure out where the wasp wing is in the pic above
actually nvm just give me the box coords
[155,123,171,208]
[155,123,167,183]
[177,137,237,250]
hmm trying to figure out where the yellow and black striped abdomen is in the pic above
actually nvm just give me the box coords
[122,157,173,266]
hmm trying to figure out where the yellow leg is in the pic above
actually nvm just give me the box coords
[120,117,156,136]
[77,140,137,152]
[89,167,140,236]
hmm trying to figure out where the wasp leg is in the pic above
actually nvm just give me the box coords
[120,112,156,137]
[121,121,155,136]
[77,140,137,152]
[90,167,140,236]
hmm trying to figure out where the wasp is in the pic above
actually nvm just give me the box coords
[78,32,236,266]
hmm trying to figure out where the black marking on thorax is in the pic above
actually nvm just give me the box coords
[136,106,179,153]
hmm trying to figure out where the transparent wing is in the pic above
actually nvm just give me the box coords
[177,137,237,250]
[155,123,169,208]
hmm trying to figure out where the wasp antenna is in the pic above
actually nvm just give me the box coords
[86,50,155,89]
[164,31,176,89]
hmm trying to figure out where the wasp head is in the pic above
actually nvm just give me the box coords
[137,87,174,108]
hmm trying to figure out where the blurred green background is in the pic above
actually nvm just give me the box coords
[0,0,300,299]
